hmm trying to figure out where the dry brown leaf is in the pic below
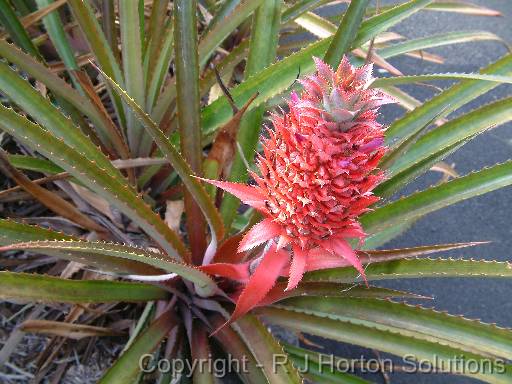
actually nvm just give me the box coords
[20,320,123,340]
[165,200,184,232]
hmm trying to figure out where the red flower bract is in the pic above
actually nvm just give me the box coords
[201,56,394,324]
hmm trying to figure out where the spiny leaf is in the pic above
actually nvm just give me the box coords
[0,0,41,59]
[362,160,512,234]
[257,307,512,384]
[198,0,265,67]
[0,39,124,154]
[0,218,74,245]
[0,60,124,182]
[0,240,218,295]
[119,0,146,156]
[99,311,178,384]
[201,0,433,138]
[0,105,188,259]
[96,65,225,250]
[376,31,508,60]
[67,0,126,125]
[386,53,512,147]
[323,0,369,67]
[0,271,169,303]
[386,98,512,177]
[372,73,512,87]
[174,0,208,262]
[304,257,512,284]
[235,314,302,383]
[277,297,512,359]
[285,344,373,384]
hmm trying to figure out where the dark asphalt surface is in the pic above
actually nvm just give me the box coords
[317,1,512,383]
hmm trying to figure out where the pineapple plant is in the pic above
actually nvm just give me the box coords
[0,0,512,383]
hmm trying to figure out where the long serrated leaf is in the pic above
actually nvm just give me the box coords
[0,39,125,154]
[304,257,512,284]
[377,31,507,60]
[201,0,433,138]
[99,311,177,384]
[145,18,174,111]
[209,314,269,383]
[221,0,282,228]
[198,0,265,68]
[261,282,425,306]
[235,314,302,383]
[387,98,512,177]
[362,160,512,234]
[0,105,188,260]
[96,67,225,256]
[285,344,372,384]
[372,73,512,87]
[375,139,469,198]
[0,271,169,303]
[323,0,369,67]
[0,60,124,183]
[0,0,41,58]
[258,307,512,384]
[67,0,126,125]
[0,218,74,245]
[0,240,217,294]
[278,296,512,359]
[119,0,146,156]
[174,0,207,262]
[35,0,78,72]
[385,53,512,147]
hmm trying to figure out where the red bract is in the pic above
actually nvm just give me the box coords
[202,56,394,323]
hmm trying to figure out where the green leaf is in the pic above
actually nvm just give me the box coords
[198,0,265,68]
[67,0,126,125]
[377,31,507,60]
[362,220,416,249]
[96,66,225,255]
[0,0,41,58]
[362,160,512,234]
[235,314,302,383]
[174,0,208,262]
[0,240,217,294]
[372,73,512,87]
[209,313,269,383]
[35,0,78,71]
[386,98,512,178]
[258,307,512,384]
[0,218,74,245]
[201,0,433,138]
[5,154,62,174]
[281,0,333,23]
[375,138,469,199]
[0,271,169,303]
[0,60,124,183]
[220,0,282,228]
[303,258,512,284]
[323,0,369,67]
[145,17,174,111]
[0,105,188,260]
[99,311,177,384]
[278,297,512,359]
[285,344,372,384]
[0,39,124,153]
[385,53,512,148]
[119,0,146,156]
